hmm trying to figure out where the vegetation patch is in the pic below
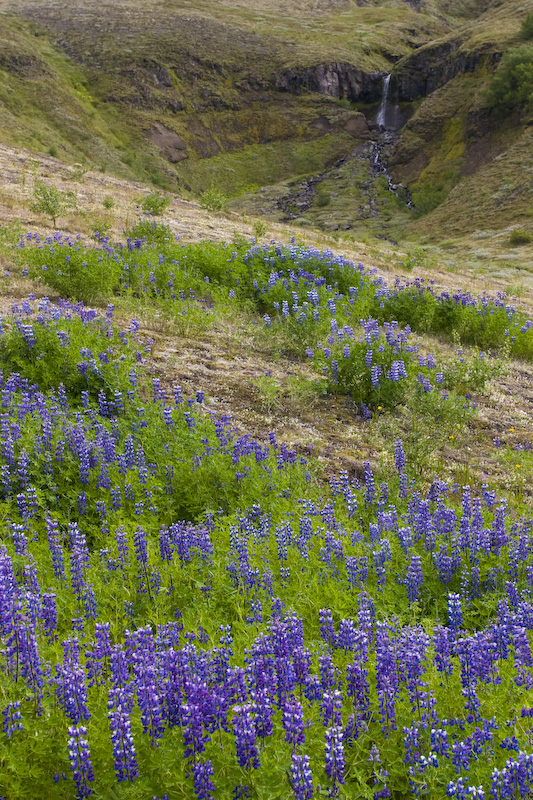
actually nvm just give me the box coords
[3,219,533,800]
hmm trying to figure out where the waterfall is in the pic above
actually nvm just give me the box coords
[371,133,413,208]
[376,74,391,128]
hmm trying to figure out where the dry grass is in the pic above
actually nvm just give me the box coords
[0,142,531,505]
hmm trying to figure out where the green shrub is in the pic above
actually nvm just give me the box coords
[90,217,112,238]
[102,195,115,210]
[315,319,438,411]
[509,228,533,245]
[30,181,77,227]
[0,299,144,398]
[521,12,533,39]
[487,45,533,117]
[199,187,227,212]
[71,163,88,182]
[315,187,331,207]
[22,234,122,302]
[124,219,173,245]
[411,183,445,215]
[253,220,268,240]
[139,192,171,216]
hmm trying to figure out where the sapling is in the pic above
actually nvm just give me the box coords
[139,192,171,216]
[30,180,76,228]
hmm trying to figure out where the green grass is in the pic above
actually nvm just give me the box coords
[3,217,533,799]
[178,133,356,198]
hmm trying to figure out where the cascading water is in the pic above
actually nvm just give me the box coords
[371,73,412,207]
[371,134,413,208]
[376,74,391,128]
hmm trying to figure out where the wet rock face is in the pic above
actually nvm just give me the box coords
[146,122,188,162]
[274,62,382,102]
[393,42,501,101]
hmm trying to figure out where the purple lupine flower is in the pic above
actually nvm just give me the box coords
[319,608,335,646]
[336,618,358,652]
[4,605,45,701]
[451,739,472,773]
[346,556,368,589]
[250,687,274,739]
[321,689,343,727]
[433,626,453,675]
[406,555,424,603]
[46,516,65,583]
[431,727,449,756]
[357,592,375,637]
[346,653,370,717]
[135,661,164,745]
[394,440,406,473]
[69,524,90,598]
[115,526,129,566]
[191,760,215,800]
[2,702,22,738]
[434,546,454,585]
[55,661,91,723]
[364,461,375,507]
[290,753,313,800]
[109,692,138,782]
[448,593,463,636]
[403,724,420,765]
[183,702,209,759]
[67,725,94,799]
[282,695,305,747]
[83,584,97,620]
[42,592,58,639]
[134,526,152,596]
[319,652,337,692]
[375,623,398,735]
[233,704,259,769]
[325,725,345,788]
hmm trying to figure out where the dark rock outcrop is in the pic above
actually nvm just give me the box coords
[146,122,188,163]
[274,63,382,103]
[392,40,501,101]
[344,113,372,139]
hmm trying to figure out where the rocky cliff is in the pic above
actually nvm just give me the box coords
[274,63,382,103]
[392,38,502,101]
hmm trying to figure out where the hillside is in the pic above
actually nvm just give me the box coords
[2,0,533,788]
[1,156,533,797]
[1,0,533,254]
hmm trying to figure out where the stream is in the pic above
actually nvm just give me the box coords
[372,74,413,208]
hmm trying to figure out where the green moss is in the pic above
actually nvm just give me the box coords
[178,133,355,197]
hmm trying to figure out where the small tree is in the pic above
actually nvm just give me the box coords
[521,12,533,39]
[199,187,226,212]
[139,192,171,216]
[30,181,76,227]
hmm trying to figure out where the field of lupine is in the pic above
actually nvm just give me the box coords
[2,220,533,800]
